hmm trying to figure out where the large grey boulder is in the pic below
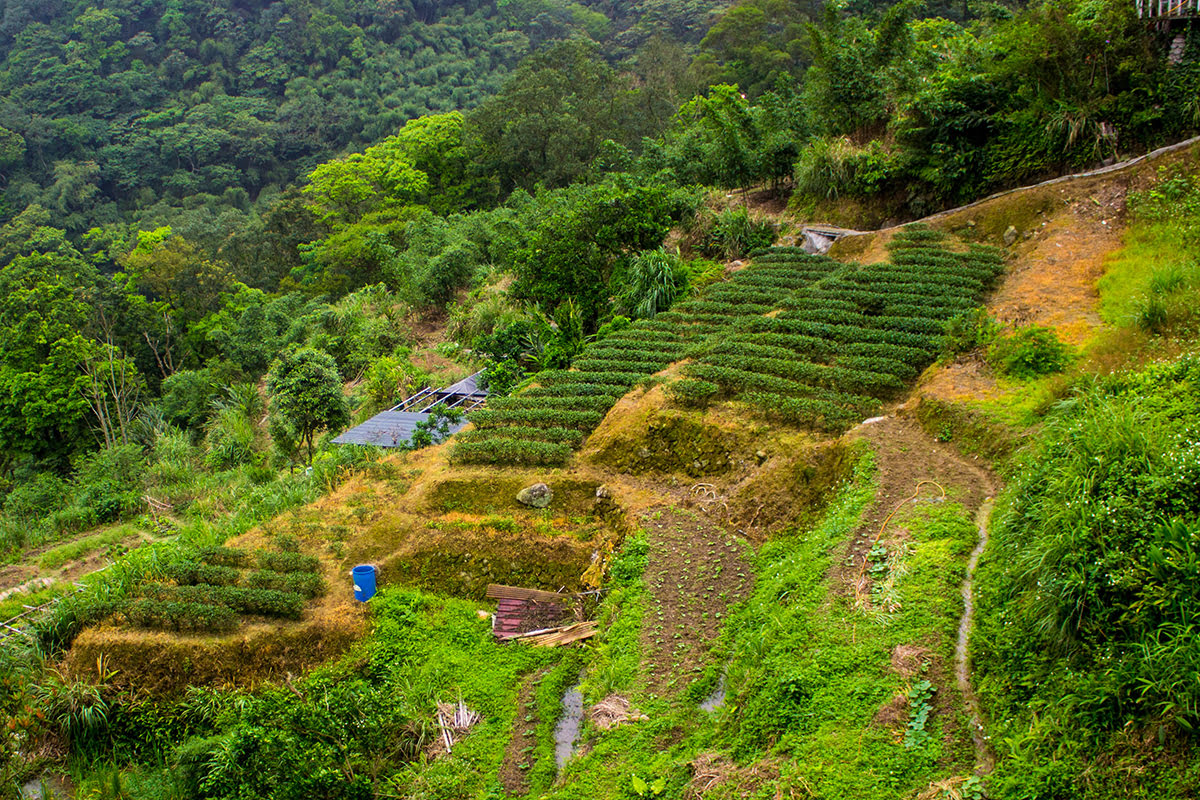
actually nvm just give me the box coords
[516,482,553,508]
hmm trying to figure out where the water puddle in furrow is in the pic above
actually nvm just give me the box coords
[554,683,584,768]
[700,672,727,712]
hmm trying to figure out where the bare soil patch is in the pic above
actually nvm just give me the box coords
[497,667,550,796]
[915,356,1001,409]
[721,186,789,217]
[987,192,1123,346]
[892,644,935,679]
[0,563,34,594]
[639,507,754,699]
[0,528,149,596]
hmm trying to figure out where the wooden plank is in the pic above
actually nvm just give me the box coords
[486,584,565,603]
[521,621,600,648]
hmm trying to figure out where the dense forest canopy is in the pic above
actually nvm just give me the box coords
[0,0,729,238]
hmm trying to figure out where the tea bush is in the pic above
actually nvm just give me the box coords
[245,570,325,598]
[139,584,306,620]
[122,599,239,633]
[256,551,320,574]
[450,439,573,466]
[198,546,249,569]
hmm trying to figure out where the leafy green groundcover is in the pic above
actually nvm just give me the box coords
[51,443,988,799]
[106,589,561,799]
[974,355,1200,799]
[537,450,982,799]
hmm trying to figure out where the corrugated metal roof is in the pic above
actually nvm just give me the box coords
[334,370,487,448]
[443,372,485,397]
[332,411,472,448]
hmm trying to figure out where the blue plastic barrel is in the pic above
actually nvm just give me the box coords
[352,564,377,601]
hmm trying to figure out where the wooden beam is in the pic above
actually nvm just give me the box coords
[486,584,566,603]
[519,621,600,647]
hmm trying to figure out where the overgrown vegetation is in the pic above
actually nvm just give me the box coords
[974,356,1200,798]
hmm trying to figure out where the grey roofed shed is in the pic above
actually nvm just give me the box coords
[332,370,487,448]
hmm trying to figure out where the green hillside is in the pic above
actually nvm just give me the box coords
[0,0,1199,797]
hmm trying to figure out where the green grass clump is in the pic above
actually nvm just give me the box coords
[987,325,1073,378]
[0,583,70,620]
[974,354,1200,797]
[705,450,979,794]
[37,528,130,570]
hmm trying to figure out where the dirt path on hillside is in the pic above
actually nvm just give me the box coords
[840,415,999,592]
[639,507,755,699]
[840,415,999,768]
[986,183,1124,346]
[498,667,551,795]
[956,500,996,775]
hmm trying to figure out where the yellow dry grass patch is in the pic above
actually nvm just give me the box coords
[579,383,856,538]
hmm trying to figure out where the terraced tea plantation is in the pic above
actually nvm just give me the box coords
[680,227,1005,429]
[451,253,842,466]
[452,226,1004,467]
[118,542,325,633]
